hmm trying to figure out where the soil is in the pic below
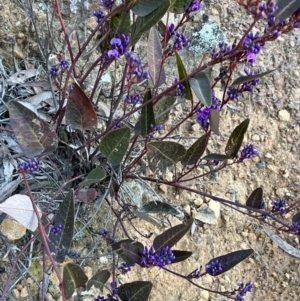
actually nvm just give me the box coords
[0,0,300,301]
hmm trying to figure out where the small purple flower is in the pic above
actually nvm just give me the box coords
[125,51,149,81]
[110,37,122,47]
[18,158,42,174]
[173,78,185,97]
[107,49,120,60]
[291,221,300,234]
[64,249,80,259]
[49,66,59,77]
[94,296,107,301]
[93,10,106,23]
[140,245,175,268]
[205,259,222,276]
[118,262,131,274]
[227,87,239,100]
[168,23,176,36]
[188,268,202,279]
[236,281,254,300]
[185,0,201,14]
[59,59,69,70]
[240,143,259,162]
[124,94,142,104]
[173,32,190,51]
[271,198,286,212]
[196,107,211,129]
[108,280,118,298]
[295,22,300,28]
[101,0,114,9]
[50,223,63,235]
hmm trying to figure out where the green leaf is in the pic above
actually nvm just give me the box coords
[231,68,278,86]
[153,218,194,250]
[99,127,130,166]
[175,52,193,101]
[129,1,170,46]
[209,109,220,136]
[275,0,300,21]
[140,201,183,216]
[111,10,131,36]
[246,187,263,209]
[7,100,58,158]
[154,95,176,125]
[49,189,75,263]
[169,0,193,13]
[86,270,110,291]
[225,119,249,158]
[112,240,144,266]
[79,167,106,187]
[148,27,166,87]
[189,72,212,106]
[141,90,155,137]
[63,263,88,299]
[131,0,164,17]
[182,134,207,165]
[147,141,186,172]
[206,249,253,276]
[118,281,152,301]
[65,83,98,131]
[202,154,231,161]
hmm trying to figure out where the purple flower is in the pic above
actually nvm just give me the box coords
[108,280,118,298]
[59,59,69,70]
[93,10,105,23]
[107,49,120,60]
[94,296,107,301]
[173,78,185,97]
[125,51,149,81]
[185,0,201,14]
[295,22,300,28]
[140,245,175,268]
[64,249,80,259]
[18,158,42,173]
[271,198,286,212]
[173,32,190,50]
[49,66,59,77]
[101,0,114,9]
[205,260,222,276]
[168,23,176,36]
[211,41,233,59]
[118,262,131,274]
[236,281,254,300]
[240,68,261,92]
[50,223,63,235]
[227,87,239,100]
[291,221,300,234]
[124,94,142,104]
[188,268,202,279]
[240,143,259,161]
[196,107,211,129]
[110,37,122,47]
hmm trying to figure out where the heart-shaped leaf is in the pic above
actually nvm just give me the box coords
[7,100,58,158]
[49,189,74,263]
[118,281,152,301]
[147,141,186,172]
[246,187,263,209]
[148,27,166,87]
[153,218,194,250]
[0,194,42,231]
[98,127,130,166]
[182,134,207,165]
[225,119,249,158]
[175,52,193,101]
[275,0,300,21]
[141,90,155,137]
[129,1,170,46]
[86,269,110,291]
[65,83,97,131]
[63,263,88,299]
[79,167,106,187]
[189,72,212,106]
[206,249,253,276]
[140,201,183,216]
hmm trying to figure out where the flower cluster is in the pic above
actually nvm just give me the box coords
[125,51,149,82]
[271,198,286,212]
[50,223,63,235]
[173,78,185,97]
[240,68,261,93]
[49,59,69,78]
[196,94,221,129]
[185,0,201,14]
[205,259,222,276]
[188,268,202,279]
[239,143,259,162]
[211,41,233,59]
[101,0,114,9]
[59,59,69,70]
[140,245,175,268]
[64,248,81,260]
[235,281,254,301]
[108,281,118,298]
[18,158,42,174]
[105,35,129,61]
[150,124,164,137]
[94,296,107,301]
[100,229,115,244]
[168,24,190,52]
[124,93,142,104]
[291,221,300,234]
[243,31,264,64]
[227,87,239,100]
[93,9,106,23]
[49,66,59,78]
[118,262,131,274]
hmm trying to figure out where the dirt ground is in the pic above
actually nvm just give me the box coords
[0,0,300,300]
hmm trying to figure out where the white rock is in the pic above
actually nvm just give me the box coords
[0,218,26,241]
[278,110,290,121]
[195,201,220,224]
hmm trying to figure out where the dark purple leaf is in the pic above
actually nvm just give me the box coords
[171,250,193,264]
[182,134,208,165]
[246,187,263,209]
[225,119,249,158]
[121,243,144,266]
[141,90,155,137]
[153,218,194,250]
[112,240,144,266]
[86,269,110,291]
[118,281,152,301]
[206,249,253,276]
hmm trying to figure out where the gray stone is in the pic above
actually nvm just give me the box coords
[195,200,220,224]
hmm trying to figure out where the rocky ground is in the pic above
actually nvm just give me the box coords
[0,0,300,300]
